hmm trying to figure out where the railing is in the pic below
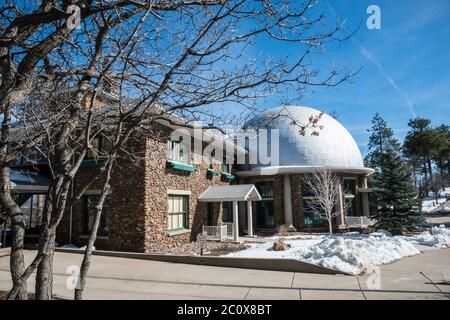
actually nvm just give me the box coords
[202,223,234,241]
[223,223,234,238]
[346,216,375,228]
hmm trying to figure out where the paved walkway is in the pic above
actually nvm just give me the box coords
[0,248,449,300]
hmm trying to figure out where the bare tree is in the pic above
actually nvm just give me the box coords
[303,170,342,234]
[3,0,357,299]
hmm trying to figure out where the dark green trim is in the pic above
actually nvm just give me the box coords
[166,160,197,172]
[167,194,189,231]
[168,227,188,232]
[80,159,105,169]
[222,172,236,180]
[207,169,219,176]
[221,163,230,174]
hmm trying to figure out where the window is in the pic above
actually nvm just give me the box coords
[168,195,188,231]
[168,138,190,164]
[343,178,357,217]
[221,156,230,174]
[86,136,113,159]
[255,181,275,228]
[301,182,327,228]
[21,194,45,229]
[83,195,110,236]
[222,202,233,222]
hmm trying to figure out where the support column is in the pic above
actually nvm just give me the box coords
[338,183,345,227]
[283,175,296,231]
[247,201,253,236]
[233,200,239,242]
[361,176,370,217]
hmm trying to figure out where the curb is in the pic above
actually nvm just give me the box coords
[55,248,350,275]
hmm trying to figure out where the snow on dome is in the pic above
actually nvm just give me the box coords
[244,106,366,170]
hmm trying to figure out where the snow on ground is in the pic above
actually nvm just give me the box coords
[59,244,94,251]
[422,187,450,213]
[226,226,450,275]
[403,225,450,248]
[227,233,420,275]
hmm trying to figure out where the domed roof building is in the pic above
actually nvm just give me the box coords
[235,106,374,233]
[239,106,372,174]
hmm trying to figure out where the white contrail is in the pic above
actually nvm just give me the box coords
[357,41,416,117]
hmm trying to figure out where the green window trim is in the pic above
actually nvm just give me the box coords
[207,168,219,176]
[166,160,197,172]
[168,227,188,232]
[221,163,230,174]
[80,159,105,169]
[222,172,236,180]
[167,194,189,231]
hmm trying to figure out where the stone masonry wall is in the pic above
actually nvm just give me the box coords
[143,124,232,253]
[57,139,147,252]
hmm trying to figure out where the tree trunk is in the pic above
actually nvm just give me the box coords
[0,166,27,300]
[35,232,55,300]
[328,219,333,235]
[75,161,113,300]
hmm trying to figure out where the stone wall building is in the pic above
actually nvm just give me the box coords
[56,122,242,253]
[11,105,374,253]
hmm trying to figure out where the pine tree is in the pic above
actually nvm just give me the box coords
[374,144,423,234]
[364,113,399,183]
[403,118,436,179]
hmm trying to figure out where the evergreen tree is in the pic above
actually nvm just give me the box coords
[403,118,437,179]
[364,113,399,182]
[374,144,423,234]
[431,124,450,176]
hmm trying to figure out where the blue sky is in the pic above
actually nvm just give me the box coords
[260,0,450,155]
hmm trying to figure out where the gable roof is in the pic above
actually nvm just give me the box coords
[198,184,262,202]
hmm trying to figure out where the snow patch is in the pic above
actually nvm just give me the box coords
[226,233,419,275]
[404,225,450,248]
[422,187,450,213]
[59,244,95,251]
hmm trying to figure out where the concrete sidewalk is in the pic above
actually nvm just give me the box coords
[0,248,449,300]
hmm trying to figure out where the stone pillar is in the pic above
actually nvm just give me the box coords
[218,201,223,225]
[338,183,345,227]
[361,176,370,217]
[247,200,253,236]
[283,175,296,231]
[233,200,239,242]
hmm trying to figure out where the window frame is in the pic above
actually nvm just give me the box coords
[254,180,276,228]
[342,177,357,217]
[301,182,327,228]
[86,135,112,160]
[167,194,189,231]
[82,194,110,237]
[167,138,191,165]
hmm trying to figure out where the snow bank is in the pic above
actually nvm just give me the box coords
[405,225,450,248]
[227,233,419,275]
[422,187,450,213]
[59,244,95,251]
[60,244,79,249]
